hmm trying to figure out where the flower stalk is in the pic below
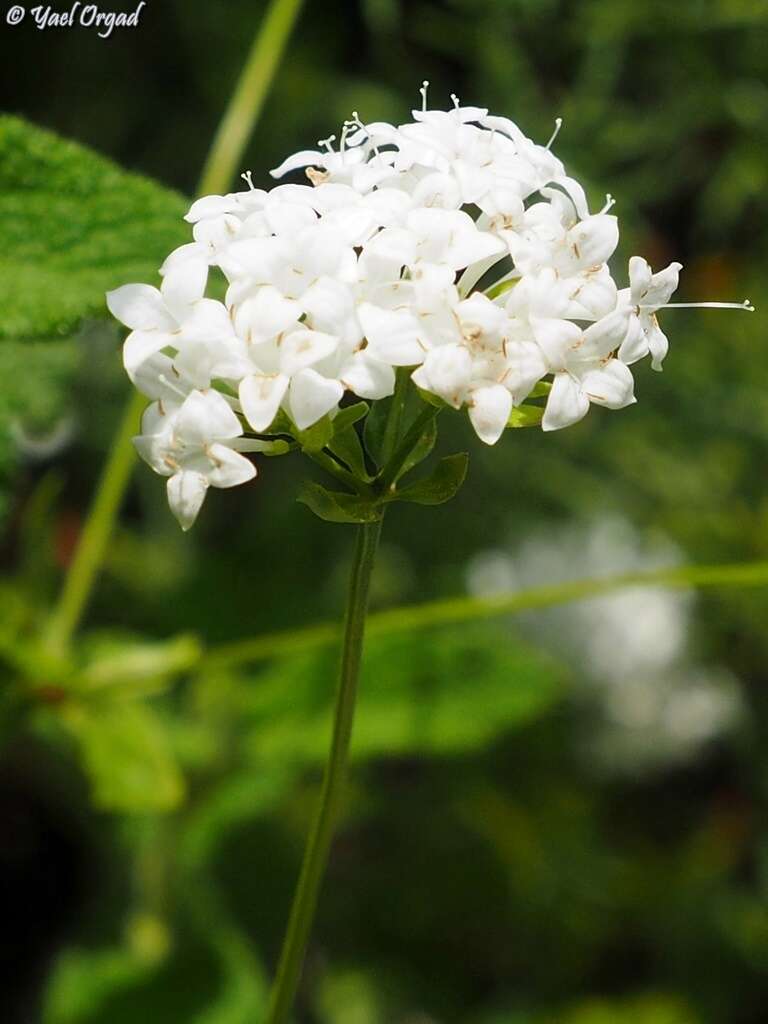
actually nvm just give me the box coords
[264,517,383,1024]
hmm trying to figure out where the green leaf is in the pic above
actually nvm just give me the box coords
[485,276,518,300]
[332,401,369,433]
[297,482,382,524]
[296,414,335,453]
[399,412,438,479]
[508,403,545,428]
[328,407,371,480]
[0,116,188,341]
[362,393,391,467]
[239,625,563,764]
[77,631,202,694]
[43,946,160,1024]
[328,427,370,480]
[393,452,468,505]
[60,699,184,812]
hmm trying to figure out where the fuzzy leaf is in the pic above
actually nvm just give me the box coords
[0,115,188,341]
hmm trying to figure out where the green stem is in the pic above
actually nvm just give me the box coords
[379,404,440,492]
[44,390,144,653]
[203,557,768,670]
[45,0,303,650]
[265,519,384,1024]
[197,0,304,197]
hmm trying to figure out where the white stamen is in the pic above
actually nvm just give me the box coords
[451,93,461,110]
[158,373,189,401]
[664,299,754,312]
[349,109,381,159]
[546,117,563,149]
[240,170,255,190]
[600,193,615,214]
[317,135,336,154]
[420,80,429,112]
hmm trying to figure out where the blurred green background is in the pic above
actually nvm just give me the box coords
[2,0,768,1021]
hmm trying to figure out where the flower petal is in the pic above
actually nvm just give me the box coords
[580,360,636,409]
[205,443,258,489]
[288,369,344,430]
[239,373,290,432]
[167,471,208,531]
[413,344,472,407]
[340,352,396,400]
[542,372,589,431]
[123,330,175,379]
[279,328,338,376]
[468,384,513,445]
[358,303,425,366]
[175,389,243,443]
[106,284,175,332]
[160,244,209,321]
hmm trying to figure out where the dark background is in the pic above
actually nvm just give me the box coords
[2,1,768,1022]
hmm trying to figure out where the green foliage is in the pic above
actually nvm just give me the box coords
[543,993,699,1024]
[362,392,391,467]
[327,404,371,480]
[398,411,438,477]
[76,632,202,694]
[297,481,382,524]
[295,414,335,453]
[236,625,562,763]
[43,946,160,1024]
[59,698,184,812]
[0,116,188,341]
[393,452,469,505]
[508,404,545,428]
[0,116,190,522]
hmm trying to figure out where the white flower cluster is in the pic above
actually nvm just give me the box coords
[108,87,751,528]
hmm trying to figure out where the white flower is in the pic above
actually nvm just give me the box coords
[133,389,257,530]
[412,293,546,444]
[534,308,636,430]
[618,256,682,370]
[109,87,752,527]
[106,242,210,391]
[236,326,342,432]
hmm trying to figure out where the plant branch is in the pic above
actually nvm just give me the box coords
[203,557,768,670]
